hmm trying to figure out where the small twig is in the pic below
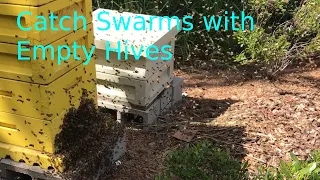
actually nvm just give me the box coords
[197,135,237,146]
[189,121,209,126]
[246,154,266,164]
[248,132,276,141]
[162,144,181,157]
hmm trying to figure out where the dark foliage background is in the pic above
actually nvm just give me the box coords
[92,0,319,75]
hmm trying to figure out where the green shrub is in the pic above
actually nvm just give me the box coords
[234,0,319,76]
[92,0,319,74]
[294,0,320,58]
[156,142,249,180]
[252,151,320,180]
[156,141,320,180]
[295,0,320,33]
[305,34,320,56]
[234,27,291,75]
[244,0,300,30]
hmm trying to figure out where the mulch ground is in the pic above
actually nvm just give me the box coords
[113,65,320,180]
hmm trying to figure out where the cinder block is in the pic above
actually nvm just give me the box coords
[0,24,94,84]
[160,87,173,111]
[96,61,173,107]
[0,0,92,45]
[98,97,161,127]
[159,77,183,113]
[172,77,184,105]
[161,102,172,114]
[0,60,96,120]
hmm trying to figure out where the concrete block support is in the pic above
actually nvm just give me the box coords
[159,87,173,112]
[172,77,184,105]
[98,97,161,128]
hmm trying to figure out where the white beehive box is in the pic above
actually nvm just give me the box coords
[92,9,181,80]
[96,61,173,107]
[97,76,184,127]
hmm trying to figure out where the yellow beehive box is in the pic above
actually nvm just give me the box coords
[0,88,96,154]
[0,0,55,6]
[0,0,92,45]
[0,58,96,121]
[0,142,64,172]
[0,23,94,84]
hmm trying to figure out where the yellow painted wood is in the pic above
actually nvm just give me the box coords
[0,58,96,120]
[0,0,92,45]
[0,23,94,84]
[0,0,55,6]
[0,88,96,154]
[0,142,64,172]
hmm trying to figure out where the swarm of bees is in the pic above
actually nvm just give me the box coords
[54,94,125,180]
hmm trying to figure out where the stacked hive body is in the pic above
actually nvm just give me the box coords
[93,9,183,127]
[0,0,96,173]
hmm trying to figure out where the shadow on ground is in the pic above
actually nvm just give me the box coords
[113,97,249,180]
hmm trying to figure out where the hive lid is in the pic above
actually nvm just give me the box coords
[92,8,182,56]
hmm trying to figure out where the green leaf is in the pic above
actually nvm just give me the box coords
[279,160,292,178]
[290,153,299,162]
[295,162,317,179]
[307,162,317,173]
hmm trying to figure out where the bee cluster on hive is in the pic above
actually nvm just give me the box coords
[53,96,125,180]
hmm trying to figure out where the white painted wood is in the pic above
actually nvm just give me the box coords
[96,60,174,106]
[93,9,180,80]
[97,77,183,127]
[93,8,182,55]
[94,43,173,80]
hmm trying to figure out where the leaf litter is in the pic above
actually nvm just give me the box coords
[113,67,320,179]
